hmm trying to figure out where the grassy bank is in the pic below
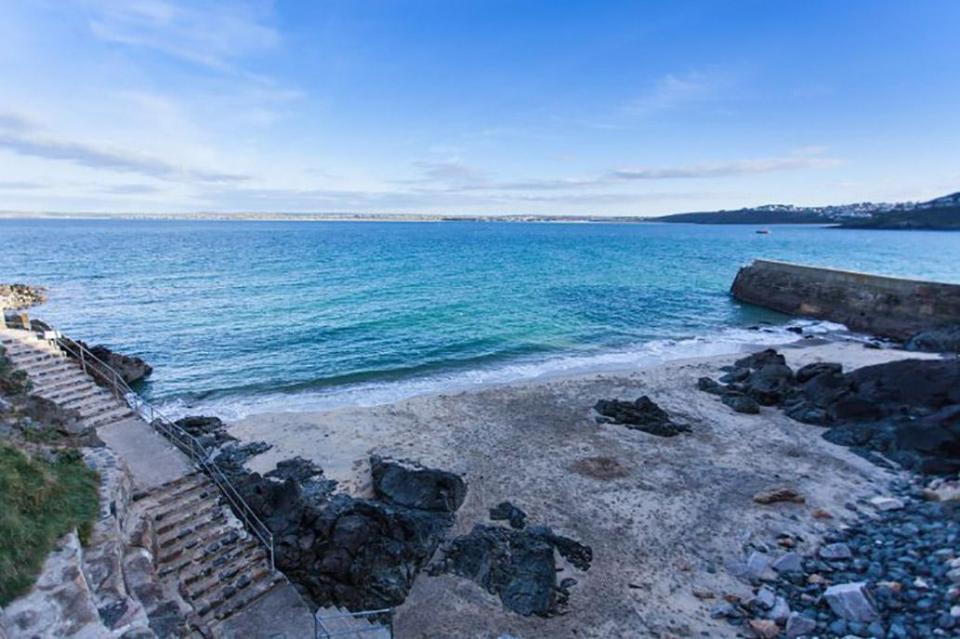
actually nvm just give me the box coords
[0,444,99,604]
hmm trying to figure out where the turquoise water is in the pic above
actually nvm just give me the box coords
[2,219,959,417]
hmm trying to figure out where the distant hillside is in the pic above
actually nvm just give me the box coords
[654,190,960,229]
[836,204,960,230]
[652,208,832,225]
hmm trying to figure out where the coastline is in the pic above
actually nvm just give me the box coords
[158,320,858,421]
[223,339,937,637]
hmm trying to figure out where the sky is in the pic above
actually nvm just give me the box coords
[1,0,959,216]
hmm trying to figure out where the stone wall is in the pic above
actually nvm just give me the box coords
[731,259,960,340]
[0,448,183,639]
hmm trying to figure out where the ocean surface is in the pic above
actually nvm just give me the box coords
[3,218,960,419]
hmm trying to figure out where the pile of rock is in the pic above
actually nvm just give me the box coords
[698,349,960,474]
[74,341,153,385]
[429,502,592,617]
[0,283,46,310]
[174,416,466,612]
[713,478,960,638]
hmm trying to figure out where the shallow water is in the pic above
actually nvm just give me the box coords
[2,218,958,417]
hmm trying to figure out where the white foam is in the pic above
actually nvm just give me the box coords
[156,319,854,421]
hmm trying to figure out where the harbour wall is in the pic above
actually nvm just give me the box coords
[730,259,960,340]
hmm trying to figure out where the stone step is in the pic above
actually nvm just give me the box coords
[73,395,122,417]
[30,370,91,395]
[179,536,256,585]
[157,520,232,564]
[79,405,134,429]
[5,349,60,367]
[158,531,248,579]
[155,497,221,537]
[149,479,218,514]
[184,545,268,601]
[21,359,75,378]
[55,384,109,407]
[199,570,282,625]
[158,512,229,549]
[145,472,205,501]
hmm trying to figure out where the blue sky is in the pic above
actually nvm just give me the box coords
[1,0,958,215]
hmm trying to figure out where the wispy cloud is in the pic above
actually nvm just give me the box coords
[0,112,249,183]
[611,150,840,180]
[85,0,279,73]
[625,70,734,116]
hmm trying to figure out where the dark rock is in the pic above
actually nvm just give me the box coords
[593,396,690,437]
[906,326,960,353]
[490,501,527,529]
[175,415,237,449]
[77,341,153,385]
[795,361,843,384]
[430,524,591,617]
[698,377,725,395]
[370,455,467,513]
[722,392,760,414]
[734,349,787,370]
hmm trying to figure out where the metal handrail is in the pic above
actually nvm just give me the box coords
[49,331,276,570]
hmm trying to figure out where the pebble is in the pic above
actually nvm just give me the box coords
[819,542,853,560]
[870,496,905,511]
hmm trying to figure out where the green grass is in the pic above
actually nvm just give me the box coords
[0,445,99,604]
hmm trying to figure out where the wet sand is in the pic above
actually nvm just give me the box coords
[228,341,936,638]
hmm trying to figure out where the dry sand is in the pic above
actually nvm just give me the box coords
[228,340,936,638]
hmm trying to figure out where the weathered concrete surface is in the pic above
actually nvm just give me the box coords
[96,417,193,491]
[731,259,960,339]
[213,585,315,639]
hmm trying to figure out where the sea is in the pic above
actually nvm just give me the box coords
[3,218,959,419]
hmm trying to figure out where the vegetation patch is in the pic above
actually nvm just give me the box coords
[0,444,99,604]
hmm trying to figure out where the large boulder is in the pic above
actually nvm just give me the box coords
[370,456,467,513]
[429,524,592,617]
[77,342,153,385]
[906,325,960,353]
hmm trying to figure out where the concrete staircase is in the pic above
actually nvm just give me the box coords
[0,328,134,429]
[136,472,286,637]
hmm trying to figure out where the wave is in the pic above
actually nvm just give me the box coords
[156,318,853,421]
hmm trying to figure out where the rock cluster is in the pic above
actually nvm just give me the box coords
[698,349,960,474]
[0,283,46,310]
[593,395,690,436]
[174,416,466,612]
[76,341,154,385]
[714,479,960,638]
[429,512,592,617]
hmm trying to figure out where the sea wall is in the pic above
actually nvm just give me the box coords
[730,259,960,340]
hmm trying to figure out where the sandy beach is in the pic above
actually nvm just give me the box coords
[227,340,937,638]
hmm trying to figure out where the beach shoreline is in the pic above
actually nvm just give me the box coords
[225,340,936,637]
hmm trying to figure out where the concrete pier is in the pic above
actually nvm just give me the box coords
[731,259,960,339]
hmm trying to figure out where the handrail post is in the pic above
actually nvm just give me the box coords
[80,347,87,374]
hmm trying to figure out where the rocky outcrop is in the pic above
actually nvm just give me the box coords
[170,416,467,613]
[0,284,46,310]
[731,259,960,340]
[75,342,153,385]
[906,325,960,353]
[699,349,960,474]
[594,396,690,436]
[429,520,592,617]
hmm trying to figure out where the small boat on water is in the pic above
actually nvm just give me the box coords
[756,229,770,235]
